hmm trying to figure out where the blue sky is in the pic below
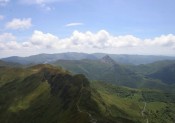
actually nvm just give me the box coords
[0,0,175,57]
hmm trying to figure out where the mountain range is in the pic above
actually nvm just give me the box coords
[0,53,175,123]
[2,52,175,65]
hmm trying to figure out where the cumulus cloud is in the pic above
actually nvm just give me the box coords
[0,33,18,50]
[144,34,175,47]
[66,22,84,27]
[0,30,175,57]
[0,33,16,42]
[30,30,59,49]
[6,18,32,30]
[0,0,9,6]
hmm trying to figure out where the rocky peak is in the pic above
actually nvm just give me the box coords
[101,55,116,65]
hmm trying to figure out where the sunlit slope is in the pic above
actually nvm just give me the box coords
[92,81,175,123]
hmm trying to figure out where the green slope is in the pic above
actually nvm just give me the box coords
[0,64,137,123]
[127,60,175,75]
[52,58,168,89]
[91,81,175,123]
[148,63,175,84]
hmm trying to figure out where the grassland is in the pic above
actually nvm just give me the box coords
[91,81,175,123]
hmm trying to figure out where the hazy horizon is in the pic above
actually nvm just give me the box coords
[1,51,175,59]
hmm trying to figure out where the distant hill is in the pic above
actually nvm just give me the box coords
[52,56,168,89]
[1,52,97,65]
[127,60,175,75]
[0,60,21,67]
[148,63,175,84]
[93,53,175,65]
[100,55,116,65]
[1,52,175,65]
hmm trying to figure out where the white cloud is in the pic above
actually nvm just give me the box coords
[0,33,18,50]
[0,33,16,42]
[0,15,4,20]
[66,22,84,27]
[30,30,59,49]
[6,18,32,30]
[144,34,175,47]
[0,30,175,57]
[0,0,9,6]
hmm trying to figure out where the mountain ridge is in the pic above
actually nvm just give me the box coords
[2,52,175,65]
[0,64,136,123]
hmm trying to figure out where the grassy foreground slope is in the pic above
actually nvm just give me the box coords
[0,64,136,123]
[0,64,174,123]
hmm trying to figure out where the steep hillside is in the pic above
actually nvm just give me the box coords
[0,64,136,123]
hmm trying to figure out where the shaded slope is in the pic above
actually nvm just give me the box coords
[127,60,175,75]
[148,64,175,84]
